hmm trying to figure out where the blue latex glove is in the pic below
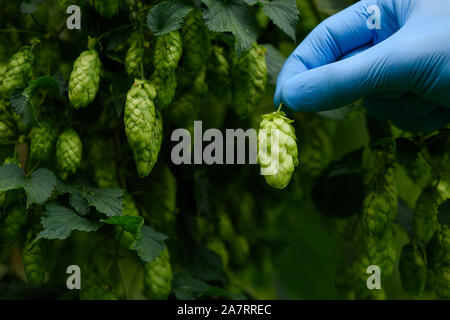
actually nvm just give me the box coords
[274,0,450,133]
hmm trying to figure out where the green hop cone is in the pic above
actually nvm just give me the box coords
[29,120,58,163]
[399,243,427,296]
[0,120,15,144]
[435,264,450,299]
[362,153,397,234]
[0,203,27,247]
[206,46,230,99]
[92,0,120,19]
[150,71,177,110]
[143,246,173,300]
[232,43,267,119]
[229,235,250,267]
[168,92,198,129]
[22,233,47,286]
[124,79,162,177]
[154,31,182,77]
[366,226,396,276]
[125,38,145,78]
[413,186,443,246]
[257,110,298,189]
[34,40,60,76]
[68,50,101,109]
[56,129,83,180]
[0,46,34,98]
[181,10,210,75]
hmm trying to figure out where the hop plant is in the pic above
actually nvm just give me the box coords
[124,79,162,177]
[0,120,15,144]
[362,151,397,234]
[0,203,27,247]
[22,233,47,286]
[153,31,182,77]
[92,0,120,19]
[232,43,267,119]
[143,246,173,300]
[181,10,210,75]
[399,243,427,296]
[56,129,83,180]
[150,71,177,110]
[427,224,450,268]
[29,120,58,163]
[0,46,34,98]
[68,50,101,109]
[257,110,298,189]
[206,237,229,268]
[413,186,443,246]
[207,46,230,99]
[116,193,140,248]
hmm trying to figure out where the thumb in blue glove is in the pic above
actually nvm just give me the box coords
[274,0,450,133]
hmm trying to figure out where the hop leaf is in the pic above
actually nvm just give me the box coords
[257,110,298,189]
[68,50,101,109]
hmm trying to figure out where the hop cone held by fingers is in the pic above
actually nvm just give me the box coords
[233,43,267,119]
[124,79,162,177]
[258,110,298,189]
[30,120,58,163]
[182,9,210,75]
[143,246,173,300]
[154,31,182,77]
[68,50,101,109]
[0,46,34,98]
[56,129,83,180]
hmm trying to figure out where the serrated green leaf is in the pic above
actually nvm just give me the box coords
[242,0,259,5]
[24,168,57,207]
[81,187,123,217]
[264,44,285,84]
[101,215,144,236]
[37,203,101,240]
[55,179,89,215]
[202,0,258,53]
[260,0,298,41]
[438,199,450,225]
[0,164,56,207]
[131,225,168,262]
[10,76,61,127]
[146,0,194,36]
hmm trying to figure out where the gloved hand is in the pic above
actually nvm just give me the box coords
[274,0,450,133]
